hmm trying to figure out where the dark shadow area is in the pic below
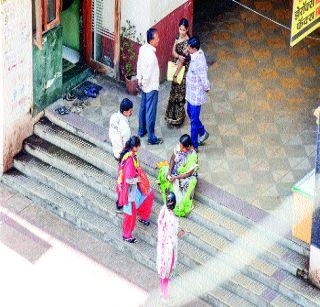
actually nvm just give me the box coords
[194,0,235,26]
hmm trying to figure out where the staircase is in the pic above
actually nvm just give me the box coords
[2,108,320,307]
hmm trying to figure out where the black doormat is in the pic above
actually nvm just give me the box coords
[72,81,103,101]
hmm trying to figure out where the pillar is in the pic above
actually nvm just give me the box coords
[0,0,33,174]
[309,110,320,287]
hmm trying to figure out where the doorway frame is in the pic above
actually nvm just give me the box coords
[82,0,120,80]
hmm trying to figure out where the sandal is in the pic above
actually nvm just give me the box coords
[64,92,76,101]
[115,202,123,214]
[122,236,136,243]
[138,219,150,226]
[55,106,70,115]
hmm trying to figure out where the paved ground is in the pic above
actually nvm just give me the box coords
[65,0,319,212]
[193,0,320,210]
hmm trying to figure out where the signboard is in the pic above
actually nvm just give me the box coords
[290,0,320,47]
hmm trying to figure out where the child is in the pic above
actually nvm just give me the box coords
[157,192,185,302]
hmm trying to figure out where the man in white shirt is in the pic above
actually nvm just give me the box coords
[109,98,133,161]
[137,28,163,145]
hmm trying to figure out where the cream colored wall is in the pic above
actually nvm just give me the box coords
[121,0,188,41]
[121,0,151,41]
[150,0,188,25]
[0,0,33,174]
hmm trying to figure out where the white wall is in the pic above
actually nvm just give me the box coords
[121,0,188,41]
[121,0,151,41]
[0,13,3,172]
[150,0,188,25]
[99,0,188,41]
[310,244,320,287]
[0,0,33,173]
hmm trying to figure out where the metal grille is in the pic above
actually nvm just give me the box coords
[92,0,115,40]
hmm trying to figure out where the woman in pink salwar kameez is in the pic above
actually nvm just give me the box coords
[157,192,185,302]
[117,136,154,243]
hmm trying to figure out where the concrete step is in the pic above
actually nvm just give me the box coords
[44,108,309,257]
[18,139,319,306]
[1,170,255,307]
[12,152,267,305]
[32,121,308,272]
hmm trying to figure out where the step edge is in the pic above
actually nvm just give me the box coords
[40,114,310,256]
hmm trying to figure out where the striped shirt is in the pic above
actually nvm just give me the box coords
[186,49,210,106]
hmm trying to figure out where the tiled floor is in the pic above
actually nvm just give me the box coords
[66,1,319,211]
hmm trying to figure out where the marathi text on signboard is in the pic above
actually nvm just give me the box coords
[290,0,320,46]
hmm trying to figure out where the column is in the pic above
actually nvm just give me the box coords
[0,0,33,174]
[309,110,320,287]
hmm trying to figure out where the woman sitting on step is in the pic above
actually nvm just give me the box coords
[158,134,198,217]
[117,136,154,243]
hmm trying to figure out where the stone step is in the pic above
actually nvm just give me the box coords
[12,153,266,305]
[45,108,309,257]
[1,170,255,307]
[18,142,318,306]
[1,170,156,269]
[12,154,252,303]
[32,121,308,272]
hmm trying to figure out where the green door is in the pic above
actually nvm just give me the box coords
[61,0,81,52]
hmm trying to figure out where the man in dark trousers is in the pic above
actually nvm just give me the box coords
[137,28,163,145]
[186,36,210,150]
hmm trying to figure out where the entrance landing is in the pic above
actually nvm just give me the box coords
[62,1,319,211]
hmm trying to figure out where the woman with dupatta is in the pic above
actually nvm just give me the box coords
[165,18,190,126]
[117,136,154,243]
[157,134,198,217]
[157,191,185,302]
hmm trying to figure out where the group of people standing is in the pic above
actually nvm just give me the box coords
[108,18,210,303]
[137,18,210,150]
[165,18,210,151]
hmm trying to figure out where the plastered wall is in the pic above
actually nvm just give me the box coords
[121,0,189,40]
[0,0,33,173]
[120,0,193,80]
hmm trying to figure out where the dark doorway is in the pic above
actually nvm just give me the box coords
[193,0,235,25]
[61,0,92,94]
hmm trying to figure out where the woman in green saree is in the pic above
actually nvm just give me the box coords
[158,134,198,217]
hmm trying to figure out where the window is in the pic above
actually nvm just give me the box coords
[33,0,61,49]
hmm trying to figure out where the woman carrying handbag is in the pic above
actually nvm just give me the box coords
[165,18,191,127]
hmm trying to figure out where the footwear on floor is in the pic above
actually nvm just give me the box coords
[122,236,137,243]
[84,88,98,98]
[64,92,76,101]
[138,219,150,226]
[115,204,123,214]
[199,131,209,145]
[55,106,70,115]
[147,138,163,145]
